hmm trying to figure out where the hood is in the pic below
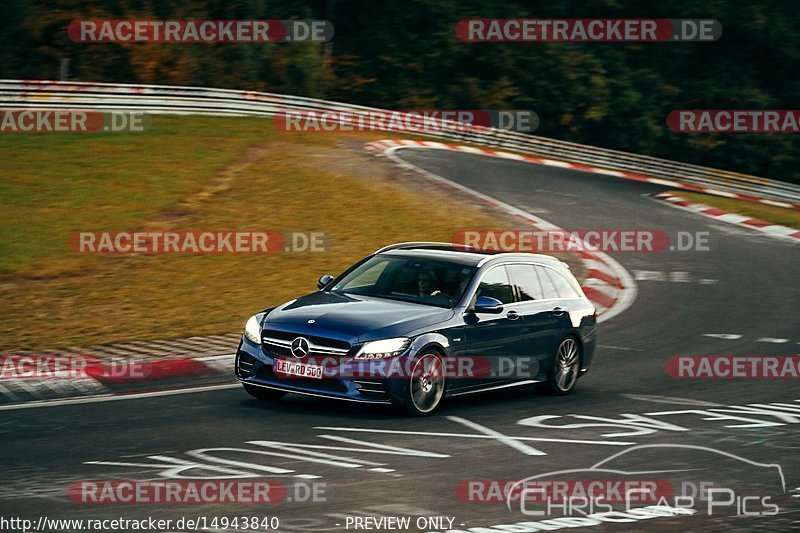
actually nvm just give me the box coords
[263,291,454,343]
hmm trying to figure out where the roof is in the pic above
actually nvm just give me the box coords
[375,242,565,268]
[382,248,487,266]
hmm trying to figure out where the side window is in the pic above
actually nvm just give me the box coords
[541,266,581,298]
[476,266,515,304]
[535,266,560,299]
[507,264,544,301]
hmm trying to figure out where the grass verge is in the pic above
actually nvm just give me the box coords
[674,192,800,229]
[0,116,580,352]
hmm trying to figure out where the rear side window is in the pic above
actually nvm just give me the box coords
[507,264,544,301]
[540,266,581,298]
[535,266,560,299]
[476,266,515,304]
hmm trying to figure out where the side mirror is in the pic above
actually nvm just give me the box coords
[317,274,335,290]
[473,296,504,314]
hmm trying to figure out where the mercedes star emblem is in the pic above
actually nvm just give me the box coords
[291,337,310,358]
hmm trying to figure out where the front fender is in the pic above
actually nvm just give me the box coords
[383,333,453,406]
[409,332,452,357]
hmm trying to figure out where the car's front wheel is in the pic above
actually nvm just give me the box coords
[545,336,581,395]
[243,383,286,402]
[400,353,445,416]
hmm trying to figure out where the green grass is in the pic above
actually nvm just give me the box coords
[0,116,279,276]
[676,191,800,230]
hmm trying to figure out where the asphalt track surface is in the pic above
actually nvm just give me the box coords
[2,148,799,532]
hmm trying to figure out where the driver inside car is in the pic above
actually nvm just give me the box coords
[416,269,441,297]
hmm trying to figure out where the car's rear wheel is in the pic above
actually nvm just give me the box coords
[401,353,445,416]
[243,383,286,401]
[546,337,581,395]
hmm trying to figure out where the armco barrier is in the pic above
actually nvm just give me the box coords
[2,79,799,207]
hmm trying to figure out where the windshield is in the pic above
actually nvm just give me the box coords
[330,255,476,308]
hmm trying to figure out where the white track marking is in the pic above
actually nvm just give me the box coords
[648,178,680,187]
[633,270,666,281]
[447,416,546,456]
[539,159,573,168]
[716,213,751,224]
[598,345,644,352]
[0,383,240,411]
[622,394,723,407]
[590,168,625,177]
[763,225,798,237]
[314,426,635,446]
[653,193,800,245]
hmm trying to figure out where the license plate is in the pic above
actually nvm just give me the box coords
[274,359,323,379]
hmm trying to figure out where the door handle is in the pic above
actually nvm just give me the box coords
[507,310,520,320]
[552,307,565,316]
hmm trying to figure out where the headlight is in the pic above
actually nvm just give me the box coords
[244,315,262,344]
[355,337,410,359]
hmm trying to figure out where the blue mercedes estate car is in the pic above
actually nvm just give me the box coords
[236,242,597,415]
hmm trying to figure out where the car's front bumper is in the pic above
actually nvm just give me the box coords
[235,336,406,405]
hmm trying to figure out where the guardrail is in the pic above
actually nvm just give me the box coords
[3,79,799,205]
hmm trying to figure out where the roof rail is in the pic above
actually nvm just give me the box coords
[373,242,486,254]
[477,252,565,267]
[373,243,564,267]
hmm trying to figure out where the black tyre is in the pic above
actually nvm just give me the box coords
[545,337,581,395]
[243,383,287,401]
